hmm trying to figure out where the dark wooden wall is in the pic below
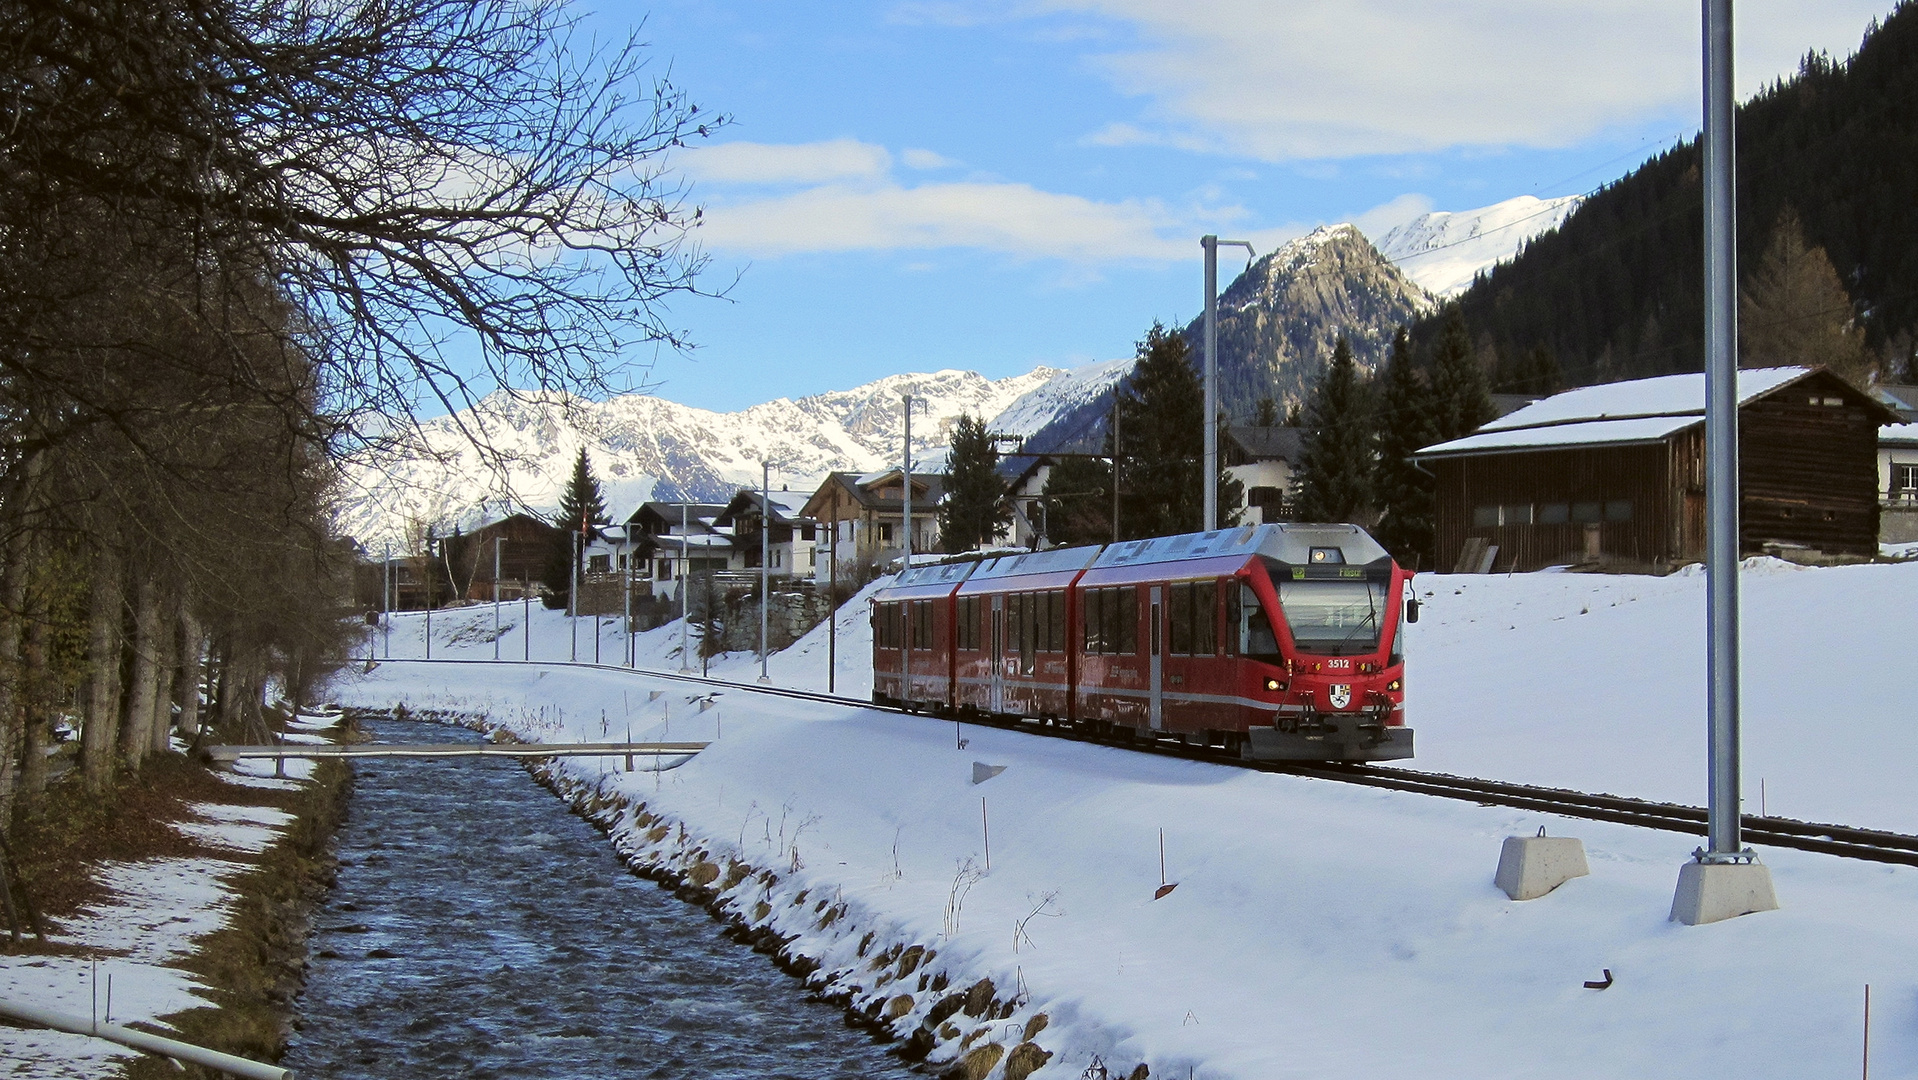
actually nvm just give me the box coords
[1737,370,1883,556]
[1429,370,1888,573]
[1432,442,1674,572]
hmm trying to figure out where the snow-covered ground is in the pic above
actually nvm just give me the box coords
[333,559,1918,1079]
[0,716,332,1077]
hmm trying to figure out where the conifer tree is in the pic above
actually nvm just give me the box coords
[1740,206,1874,385]
[1290,337,1374,524]
[1371,328,1443,569]
[1431,304,1495,442]
[1115,323,1242,539]
[542,448,609,608]
[1254,396,1281,425]
[938,414,1010,552]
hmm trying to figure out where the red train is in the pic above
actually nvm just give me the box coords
[871,523,1417,761]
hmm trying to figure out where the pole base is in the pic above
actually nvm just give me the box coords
[1671,858,1779,925]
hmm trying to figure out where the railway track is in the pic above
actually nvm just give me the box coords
[368,656,1918,868]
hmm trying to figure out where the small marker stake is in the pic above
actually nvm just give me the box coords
[1154,828,1178,899]
[982,797,990,871]
[1864,983,1871,1080]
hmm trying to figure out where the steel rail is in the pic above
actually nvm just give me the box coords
[365,658,1918,867]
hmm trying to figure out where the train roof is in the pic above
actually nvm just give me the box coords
[1090,523,1389,570]
[891,560,979,588]
[967,545,1104,582]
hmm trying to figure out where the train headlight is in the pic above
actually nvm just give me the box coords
[1387,679,1402,692]
[1263,677,1286,692]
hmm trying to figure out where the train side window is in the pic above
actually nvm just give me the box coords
[1006,593,1024,655]
[912,600,934,650]
[1240,584,1279,662]
[1117,587,1139,654]
[1168,583,1192,654]
[1224,585,1240,656]
[1047,590,1066,652]
[1194,580,1217,654]
[956,596,977,651]
[1089,586,1104,656]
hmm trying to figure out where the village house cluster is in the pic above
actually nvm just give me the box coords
[372,364,1918,611]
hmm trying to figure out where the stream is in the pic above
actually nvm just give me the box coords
[283,715,918,1079]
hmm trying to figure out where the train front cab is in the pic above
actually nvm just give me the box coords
[870,560,976,710]
[1075,524,1414,762]
[1237,525,1414,762]
[951,546,1102,720]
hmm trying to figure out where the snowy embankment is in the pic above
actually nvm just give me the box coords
[0,719,331,1079]
[334,561,1918,1079]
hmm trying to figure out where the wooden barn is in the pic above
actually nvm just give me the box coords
[1413,366,1899,573]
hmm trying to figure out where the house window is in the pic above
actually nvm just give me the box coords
[1538,502,1570,525]
[588,554,610,573]
[1604,500,1634,522]
[801,523,816,541]
[1893,463,1918,500]
[1571,501,1602,523]
[1472,505,1498,527]
[880,523,894,543]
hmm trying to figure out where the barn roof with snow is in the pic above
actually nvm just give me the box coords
[1415,367,1842,459]
[1410,365,1898,572]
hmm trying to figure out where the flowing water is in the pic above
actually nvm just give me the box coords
[284,716,917,1079]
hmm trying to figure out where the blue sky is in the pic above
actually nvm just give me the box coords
[573,1,1892,412]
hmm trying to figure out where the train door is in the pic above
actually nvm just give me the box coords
[1147,585,1163,730]
[989,594,1005,713]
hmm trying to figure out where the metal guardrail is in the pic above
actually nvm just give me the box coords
[203,742,708,761]
[0,997,294,1079]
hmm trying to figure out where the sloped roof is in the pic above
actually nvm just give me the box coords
[1416,366,1894,459]
[1477,367,1808,433]
[805,470,946,514]
[1223,425,1304,462]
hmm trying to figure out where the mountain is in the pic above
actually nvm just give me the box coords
[338,367,1064,549]
[1429,7,1918,385]
[1375,195,1582,298]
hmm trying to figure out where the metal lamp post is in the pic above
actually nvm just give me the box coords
[759,461,772,683]
[1672,0,1778,925]
[679,502,694,673]
[901,393,914,566]
[1202,235,1256,533]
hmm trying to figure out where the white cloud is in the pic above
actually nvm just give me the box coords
[901,148,961,169]
[1040,0,1890,160]
[1351,193,1436,241]
[678,139,893,184]
[695,180,1195,261]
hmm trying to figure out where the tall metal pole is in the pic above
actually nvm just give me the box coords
[760,461,771,683]
[493,536,502,661]
[1203,235,1219,532]
[381,543,391,660]
[423,536,433,660]
[570,525,580,663]
[1111,395,1121,544]
[679,502,693,673]
[901,393,914,566]
[828,499,838,694]
[1202,235,1255,532]
[1701,0,1742,861]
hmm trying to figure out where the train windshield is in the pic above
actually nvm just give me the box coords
[1276,579,1388,656]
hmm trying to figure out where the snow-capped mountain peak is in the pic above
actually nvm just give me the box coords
[1374,194,1582,299]
[338,365,1084,550]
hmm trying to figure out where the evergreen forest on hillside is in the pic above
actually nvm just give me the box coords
[1424,1,1918,388]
